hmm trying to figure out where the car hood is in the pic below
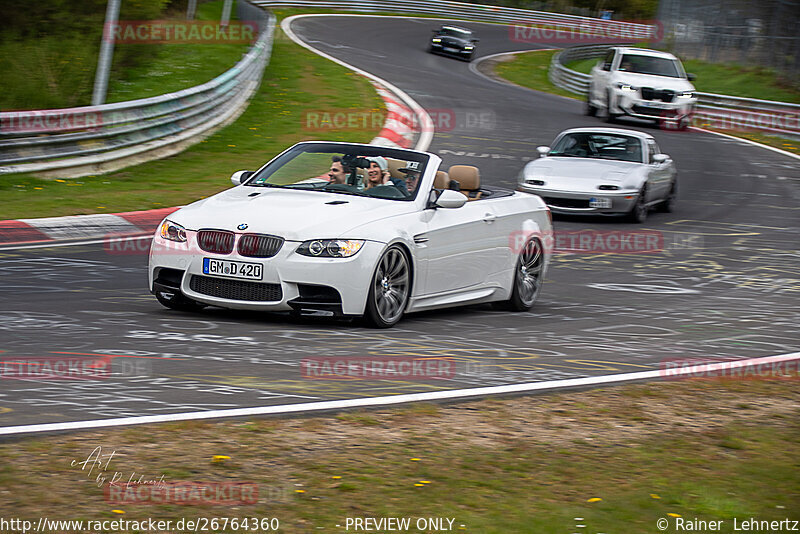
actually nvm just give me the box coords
[612,72,695,91]
[523,158,642,192]
[170,187,415,241]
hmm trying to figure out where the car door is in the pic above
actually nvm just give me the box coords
[646,140,671,200]
[416,197,498,295]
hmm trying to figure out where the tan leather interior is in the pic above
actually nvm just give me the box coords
[434,171,450,189]
[386,158,405,180]
[448,165,482,199]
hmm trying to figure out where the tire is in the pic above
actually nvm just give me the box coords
[494,238,544,312]
[585,87,597,116]
[363,246,411,328]
[627,186,649,223]
[605,90,618,123]
[658,181,677,213]
[155,290,206,312]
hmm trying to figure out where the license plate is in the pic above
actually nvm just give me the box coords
[444,47,458,52]
[202,258,263,280]
[641,102,665,108]
[589,197,612,208]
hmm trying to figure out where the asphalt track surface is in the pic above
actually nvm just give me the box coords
[1,16,798,432]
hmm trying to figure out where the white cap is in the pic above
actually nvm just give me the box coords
[366,156,388,171]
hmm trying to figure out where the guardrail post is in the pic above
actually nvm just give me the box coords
[221,0,234,27]
[91,0,121,106]
[187,0,197,20]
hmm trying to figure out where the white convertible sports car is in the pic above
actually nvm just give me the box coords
[518,128,677,222]
[149,142,552,327]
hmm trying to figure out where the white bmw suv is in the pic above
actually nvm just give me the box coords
[588,47,697,129]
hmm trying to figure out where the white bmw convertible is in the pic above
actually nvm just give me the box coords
[149,142,552,327]
[518,128,677,222]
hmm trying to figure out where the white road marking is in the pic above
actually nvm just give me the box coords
[1,352,797,436]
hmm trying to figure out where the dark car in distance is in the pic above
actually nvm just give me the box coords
[428,25,478,61]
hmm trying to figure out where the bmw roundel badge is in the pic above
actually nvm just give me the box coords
[237,223,248,230]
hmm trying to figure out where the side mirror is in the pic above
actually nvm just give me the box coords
[686,73,696,81]
[537,146,550,157]
[472,38,479,43]
[652,154,668,164]
[435,189,468,209]
[231,170,254,185]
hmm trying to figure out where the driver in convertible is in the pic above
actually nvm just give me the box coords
[364,156,409,195]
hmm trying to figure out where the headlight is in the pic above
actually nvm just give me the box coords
[616,83,637,92]
[432,38,441,43]
[296,239,365,258]
[464,45,474,50]
[159,219,187,242]
[677,91,694,98]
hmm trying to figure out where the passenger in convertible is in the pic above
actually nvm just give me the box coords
[364,156,409,196]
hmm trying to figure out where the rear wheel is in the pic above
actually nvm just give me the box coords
[155,290,206,312]
[658,181,677,213]
[363,246,411,328]
[495,238,544,311]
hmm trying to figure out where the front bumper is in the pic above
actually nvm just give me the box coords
[430,42,473,57]
[517,186,639,215]
[614,90,695,122]
[148,233,385,315]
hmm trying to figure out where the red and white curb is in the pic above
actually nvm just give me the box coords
[370,81,419,149]
[0,207,178,246]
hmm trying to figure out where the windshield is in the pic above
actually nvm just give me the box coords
[549,133,643,163]
[618,54,683,78]
[246,143,429,201]
[439,27,471,38]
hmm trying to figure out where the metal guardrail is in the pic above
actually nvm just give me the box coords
[0,1,275,178]
[549,45,800,139]
[256,0,656,38]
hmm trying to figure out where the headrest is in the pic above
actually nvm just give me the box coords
[434,171,450,189]
[386,158,405,179]
[448,165,480,190]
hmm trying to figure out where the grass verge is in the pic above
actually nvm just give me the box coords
[0,379,796,532]
[495,49,800,153]
[0,1,248,110]
[0,23,385,220]
[106,1,253,103]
